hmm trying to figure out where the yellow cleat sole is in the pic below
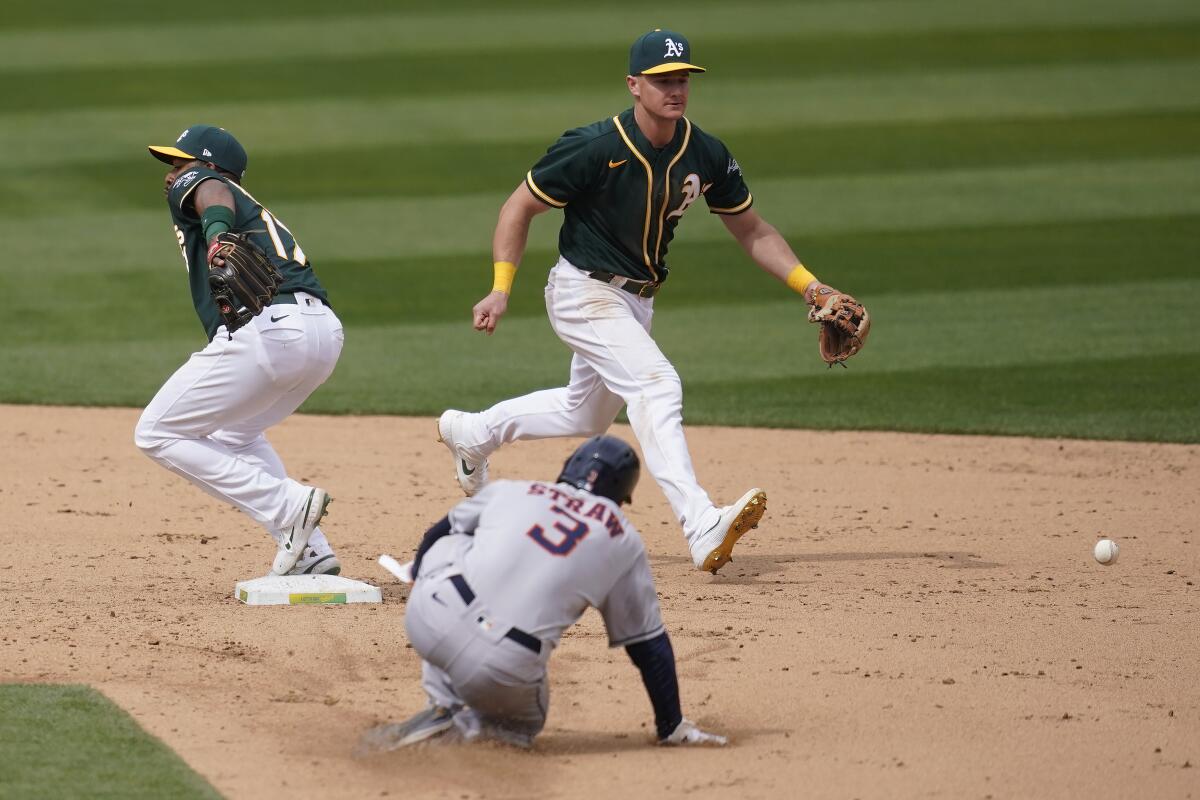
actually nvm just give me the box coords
[702,490,767,574]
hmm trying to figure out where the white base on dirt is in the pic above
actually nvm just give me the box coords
[234,574,383,606]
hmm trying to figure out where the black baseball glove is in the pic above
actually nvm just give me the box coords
[206,232,282,336]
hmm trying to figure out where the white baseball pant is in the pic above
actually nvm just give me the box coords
[134,292,342,545]
[459,257,721,544]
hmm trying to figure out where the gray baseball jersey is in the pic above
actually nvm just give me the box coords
[421,479,665,649]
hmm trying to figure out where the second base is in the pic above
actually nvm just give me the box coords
[234,574,383,606]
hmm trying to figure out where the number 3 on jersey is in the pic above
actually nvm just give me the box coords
[527,505,590,556]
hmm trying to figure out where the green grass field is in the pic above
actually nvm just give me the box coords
[2,0,1197,443]
[0,685,221,799]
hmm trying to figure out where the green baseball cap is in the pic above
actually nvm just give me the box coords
[629,29,705,75]
[148,124,248,179]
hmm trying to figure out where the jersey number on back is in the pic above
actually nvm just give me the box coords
[526,504,589,556]
[230,182,308,265]
[260,209,307,265]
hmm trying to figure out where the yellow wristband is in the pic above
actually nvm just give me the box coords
[492,261,517,294]
[785,264,818,296]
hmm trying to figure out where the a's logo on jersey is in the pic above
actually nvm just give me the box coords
[177,128,189,142]
[663,38,685,58]
[667,173,702,221]
[727,157,741,175]
[173,170,199,189]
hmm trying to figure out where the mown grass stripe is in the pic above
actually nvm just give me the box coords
[8,111,1199,217]
[314,216,1200,326]
[9,25,1199,113]
[5,155,1196,270]
[4,60,1197,170]
[682,354,1200,442]
[4,282,1197,442]
[6,216,1192,345]
[2,0,1196,71]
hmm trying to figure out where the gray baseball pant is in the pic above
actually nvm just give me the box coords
[405,569,550,746]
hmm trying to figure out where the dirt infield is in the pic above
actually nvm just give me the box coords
[2,405,1197,799]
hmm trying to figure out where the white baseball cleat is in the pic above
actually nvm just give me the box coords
[286,545,341,576]
[272,488,332,575]
[690,488,767,574]
[437,410,488,496]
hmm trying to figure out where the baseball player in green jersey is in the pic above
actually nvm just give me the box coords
[135,125,344,577]
[438,30,861,574]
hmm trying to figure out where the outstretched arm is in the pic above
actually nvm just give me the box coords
[473,184,554,334]
[722,208,841,304]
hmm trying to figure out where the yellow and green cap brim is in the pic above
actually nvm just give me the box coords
[148,145,195,165]
[639,62,706,75]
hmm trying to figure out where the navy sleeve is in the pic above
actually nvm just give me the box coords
[625,632,683,740]
[411,516,453,579]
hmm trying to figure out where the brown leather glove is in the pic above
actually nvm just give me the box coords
[807,284,871,366]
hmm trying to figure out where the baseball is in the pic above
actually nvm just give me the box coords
[1093,538,1120,565]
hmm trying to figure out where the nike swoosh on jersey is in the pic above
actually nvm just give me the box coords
[270,314,290,322]
[608,159,628,168]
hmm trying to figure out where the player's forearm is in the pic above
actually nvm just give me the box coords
[194,181,237,243]
[492,186,545,266]
[625,632,684,740]
[492,212,532,268]
[491,204,533,294]
[727,213,822,301]
[739,218,804,284]
[490,185,554,294]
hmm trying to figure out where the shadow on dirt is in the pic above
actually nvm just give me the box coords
[650,550,1000,581]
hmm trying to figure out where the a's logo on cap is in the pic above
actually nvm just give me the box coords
[177,129,189,142]
[202,148,213,157]
[663,38,684,58]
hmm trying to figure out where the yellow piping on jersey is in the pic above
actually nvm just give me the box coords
[612,115,657,281]
[654,117,691,264]
[709,194,754,215]
[175,175,214,212]
[525,171,567,208]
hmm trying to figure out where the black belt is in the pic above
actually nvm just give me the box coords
[448,574,542,654]
[588,270,660,298]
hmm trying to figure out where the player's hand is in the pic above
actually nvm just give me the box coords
[659,718,728,747]
[805,282,844,317]
[473,291,509,335]
[206,239,226,269]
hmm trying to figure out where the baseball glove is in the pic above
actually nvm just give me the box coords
[206,232,282,336]
[808,286,870,367]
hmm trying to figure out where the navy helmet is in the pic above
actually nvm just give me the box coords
[556,435,640,505]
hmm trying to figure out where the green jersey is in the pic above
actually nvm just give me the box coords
[165,166,329,340]
[525,107,752,284]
